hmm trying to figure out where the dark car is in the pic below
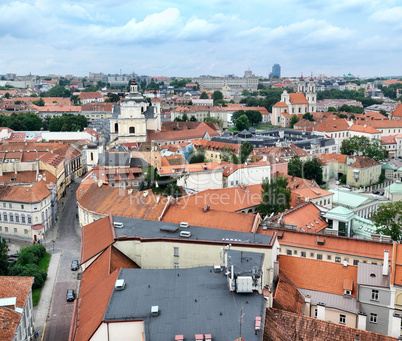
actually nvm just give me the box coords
[66,289,75,302]
[372,190,380,194]
[71,260,79,271]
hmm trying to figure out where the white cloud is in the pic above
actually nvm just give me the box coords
[370,6,402,29]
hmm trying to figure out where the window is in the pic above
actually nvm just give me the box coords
[287,250,292,255]
[339,314,346,324]
[371,289,379,301]
[129,126,135,134]
[3,213,7,222]
[335,257,341,263]
[317,254,323,260]
[14,228,17,233]
[301,252,306,258]
[0,226,2,231]
[27,216,32,224]
[24,229,28,235]
[9,203,12,208]
[174,262,179,269]
[314,309,317,318]
[15,215,19,223]
[293,250,298,255]
[5,227,8,232]
[370,313,377,323]
[33,205,38,210]
[310,253,314,257]
[174,247,179,257]
[21,215,25,224]
[353,259,359,266]
[2,203,5,208]
[9,214,13,222]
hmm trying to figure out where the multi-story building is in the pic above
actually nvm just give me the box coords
[0,180,52,241]
[193,76,259,91]
[272,64,281,78]
[0,277,35,341]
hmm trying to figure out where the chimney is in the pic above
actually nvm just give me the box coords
[357,311,367,330]
[304,295,311,317]
[316,302,326,320]
[383,250,389,276]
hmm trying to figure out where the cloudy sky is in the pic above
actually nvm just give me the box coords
[1,0,401,78]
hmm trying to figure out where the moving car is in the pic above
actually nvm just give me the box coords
[71,260,79,271]
[66,289,75,302]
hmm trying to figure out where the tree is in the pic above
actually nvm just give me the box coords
[239,141,254,163]
[302,112,314,121]
[379,109,388,117]
[107,92,120,103]
[257,176,291,218]
[290,115,298,128]
[340,136,386,161]
[188,100,193,105]
[211,91,223,102]
[4,92,10,99]
[33,98,45,106]
[70,95,81,105]
[235,114,250,131]
[232,110,246,123]
[328,107,337,112]
[204,116,223,128]
[288,155,303,178]
[200,92,209,99]
[140,80,147,91]
[0,239,9,275]
[245,110,262,126]
[48,113,88,132]
[288,156,323,184]
[189,147,205,163]
[242,89,250,96]
[372,201,402,241]
[190,115,197,122]
[41,85,71,98]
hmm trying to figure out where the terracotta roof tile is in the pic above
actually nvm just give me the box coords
[79,91,103,100]
[279,255,357,296]
[273,271,304,314]
[315,116,350,132]
[289,93,308,104]
[273,102,288,108]
[264,308,397,341]
[369,120,402,128]
[349,124,381,134]
[192,139,240,154]
[81,216,114,263]
[77,184,168,224]
[392,103,402,118]
[0,180,51,203]
[159,162,222,176]
[148,122,219,142]
[0,171,56,187]
[348,156,379,169]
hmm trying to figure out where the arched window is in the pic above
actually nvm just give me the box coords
[129,127,135,134]
[114,123,118,133]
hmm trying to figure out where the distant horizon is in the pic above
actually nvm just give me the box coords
[1,1,401,78]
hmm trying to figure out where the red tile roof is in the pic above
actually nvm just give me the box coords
[348,156,379,169]
[315,116,350,132]
[71,269,119,341]
[77,184,168,223]
[0,170,56,187]
[0,180,51,203]
[81,216,115,263]
[279,255,358,297]
[273,102,288,108]
[273,271,304,314]
[369,120,402,128]
[192,139,240,154]
[289,93,308,104]
[161,203,257,232]
[221,161,270,176]
[381,135,397,144]
[393,103,402,118]
[315,153,347,165]
[349,124,381,134]
[264,308,397,341]
[159,162,222,176]
[0,307,20,341]
[79,91,103,100]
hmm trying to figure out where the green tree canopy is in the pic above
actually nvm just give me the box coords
[48,113,88,132]
[32,98,45,106]
[200,92,209,99]
[287,155,323,184]
[4,92,10,99]
[290,115,298,128]
[169,78,192,88]
[106,92,120,103]
[0,239,9,275]
[372,201,402,241]
[257,176,291,217]
[204,116,223,128]
[239,141,254,163]
[82,86,98,92]
[340,136,386,161]
[189,147,205,164]
[235,114,250,131]
[302,112,314,121]
[190,115,197,122]
[211,91,223,102]
[41,85,71,98]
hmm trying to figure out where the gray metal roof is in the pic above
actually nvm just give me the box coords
[98,152,130,167]
[299,289,359,314]
[357,263,390,288]
[112,216,272,246]
[226,250,264,277]
[104,267,265,340]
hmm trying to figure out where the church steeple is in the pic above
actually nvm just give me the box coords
[130,79,138,93]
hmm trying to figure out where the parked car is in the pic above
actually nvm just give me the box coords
[71,260,79,271]
[372,190,380,194]
[66,289,75,302]
[343,185,351,189]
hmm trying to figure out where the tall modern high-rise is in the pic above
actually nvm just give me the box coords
[272,64,281,78]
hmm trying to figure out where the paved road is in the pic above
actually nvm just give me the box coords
[43,182,81,341]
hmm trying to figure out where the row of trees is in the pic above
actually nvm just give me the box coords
[287,156,324,185]
[316,88,382,108]
[0,243,48,289]
[0,112,88,132]
[240,88,293,112]
[340,136,386,162]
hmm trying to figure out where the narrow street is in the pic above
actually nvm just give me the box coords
[43,181,81,341]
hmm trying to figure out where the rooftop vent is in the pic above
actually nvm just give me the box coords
[213,264,221,273]
[151,305,159,316]
[115,279,125,291]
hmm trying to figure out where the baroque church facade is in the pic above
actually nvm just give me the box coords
[271,78,316,127]
[110,80,161,143]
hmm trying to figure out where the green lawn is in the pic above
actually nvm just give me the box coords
[32,252,51,306]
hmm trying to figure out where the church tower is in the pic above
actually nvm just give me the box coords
[305,74,316,112]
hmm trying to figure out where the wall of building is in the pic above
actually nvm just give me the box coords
[113,240,273,289]
[226,166,270,188]
[310,305,357,328]
[176,171,223,192]
[346,165,381,187]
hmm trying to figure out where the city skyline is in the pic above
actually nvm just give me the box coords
[1,0,401,78]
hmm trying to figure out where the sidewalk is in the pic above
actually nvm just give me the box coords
[33,250,61,337]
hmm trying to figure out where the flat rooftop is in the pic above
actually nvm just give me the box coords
[104,267,265,340]
[112,216,272,246]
